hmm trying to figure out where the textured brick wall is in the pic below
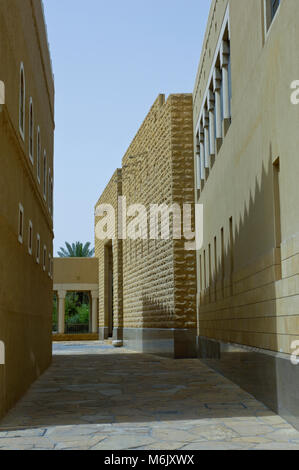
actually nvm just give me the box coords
[171,96,197,329]
[121,95,174,329]
[95,94,196,332]
[94,169,123,329]
[121,94,196,330]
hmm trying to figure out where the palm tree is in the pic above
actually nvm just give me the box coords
[58,241,94,258]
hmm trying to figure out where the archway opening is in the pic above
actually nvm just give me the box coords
[52,291,91,335]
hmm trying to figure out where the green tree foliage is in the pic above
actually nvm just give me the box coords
[65,293,90,324]
[58,241,94,258]
[52,292,90,329]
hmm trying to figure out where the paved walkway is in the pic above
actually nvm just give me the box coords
[0,341,299,450]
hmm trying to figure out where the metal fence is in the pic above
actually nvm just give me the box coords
[65,323,90,335]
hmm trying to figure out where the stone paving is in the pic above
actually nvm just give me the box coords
[0,341,299,450]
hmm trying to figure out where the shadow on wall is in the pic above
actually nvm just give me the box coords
[140,295,176,330]
[198,149,294,424]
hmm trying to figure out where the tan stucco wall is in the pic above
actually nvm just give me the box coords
[53,258,99,287]
[95,94,197,333]
[193,0,299,354]
[0,0,54,419]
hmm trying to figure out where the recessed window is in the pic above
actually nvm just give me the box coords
[229,217,234,296]
[43,151,47,201]
[19,63,25,140]
[50,177,53,217]
[29,98,34,164]
[43,245,47,271]
[265,0,281,32]
[0,80,5,105]
[48,253,52,278]
[37,127,41,183]
[227,43,232,117]
[221,227,225,296]
[271,0,280,19]
[48,169,51,212]
[36,234,40,264]
[18,203,24,244]
[28,220,33,255]
[195,14,231,189]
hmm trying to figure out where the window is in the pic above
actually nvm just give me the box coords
[19,63,25,139]
[48,253,52,278]
[18,203,24,244]
[229,217,234,296]
[273,158,282,249]
[227,43,232,117]
[199,254,203,292]
[36,234,40,264]
[50,177,53,217]
[28,220,33,255]
[48,169,51,212]
[271,0,280,19]
[221,227,225,296]
[220,76,224,123]
[214,236,217,300]
[201,121,206,169]
[0,80,5,105]
[203,106,210,164]
[43,245,47,271]
[220,36,231,125]
[37,127,41,183]
[208,243,212,302]
[195,132,201,189]
[213,94,217,144]
[203,250,207,290]
[43,151,47,200]
[195,8,231,190]
[49,256,53,279]
[265,0,281,32]
[29,98,34,163]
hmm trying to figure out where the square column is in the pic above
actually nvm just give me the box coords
[57,290,66,334]
[91,290,99,334]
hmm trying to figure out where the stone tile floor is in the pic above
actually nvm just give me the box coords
[0,341,299,450]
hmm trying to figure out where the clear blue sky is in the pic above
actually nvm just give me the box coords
[43,0,211,255]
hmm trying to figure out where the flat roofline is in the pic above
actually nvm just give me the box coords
[193,0,219,99]
[122,93,192,165]
[40,0,54,82]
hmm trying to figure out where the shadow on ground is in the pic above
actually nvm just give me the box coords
[0,342,274,430]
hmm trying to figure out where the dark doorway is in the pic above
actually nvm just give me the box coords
[105,242,114,338]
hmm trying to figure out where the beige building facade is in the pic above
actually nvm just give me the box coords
[53,257,99,337]
[95,94,197,357]
[193,0,299,428]
[0,0,54,419]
